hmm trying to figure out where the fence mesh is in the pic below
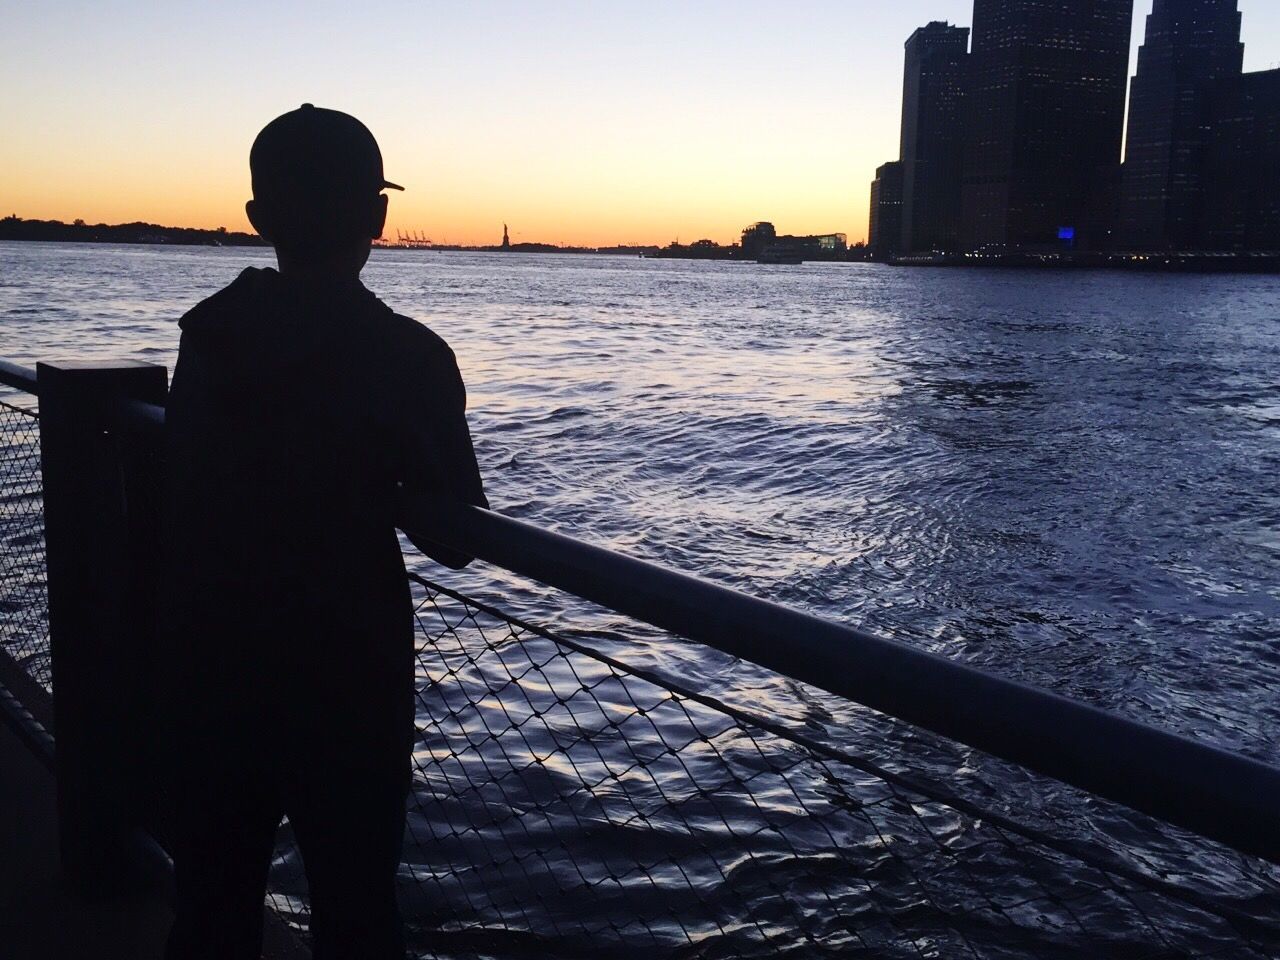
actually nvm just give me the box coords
[0,401,50,691]
[0,403,1276,958]
[263,577,1280,959]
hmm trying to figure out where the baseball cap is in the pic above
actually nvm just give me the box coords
[250,103,404,201]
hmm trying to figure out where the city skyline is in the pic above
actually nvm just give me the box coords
[872,0,1279,256]
[5,1,1280,247]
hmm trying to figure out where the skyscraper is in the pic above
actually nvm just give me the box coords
[1203,69,1280,250]
[869,162,904,259]
[960,0,1134,251]
[900,22,970,254]
[1119,0,1244,250]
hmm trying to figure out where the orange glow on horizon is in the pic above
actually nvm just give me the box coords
[7,2,1277,250]
[4,157,872,249]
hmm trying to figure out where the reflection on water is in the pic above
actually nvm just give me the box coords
[3,241,1277,748]
[3,242,1279,950]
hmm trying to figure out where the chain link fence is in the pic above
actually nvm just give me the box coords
[264,576,1280,959]
[0,400,50,692]
[1,401,1278,958]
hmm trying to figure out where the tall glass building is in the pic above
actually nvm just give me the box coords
[1118,0,1244,250]
[960,0,1134,251]
[900,22,970,254]
[1203,68,1280,250]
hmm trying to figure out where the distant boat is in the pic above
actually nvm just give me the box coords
[757,247,805,265]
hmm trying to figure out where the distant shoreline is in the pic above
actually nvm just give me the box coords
[1,216,267,248]
[0,216,657,256]
[5,218,1278,272]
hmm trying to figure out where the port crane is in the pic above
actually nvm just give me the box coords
[395,230,433,248]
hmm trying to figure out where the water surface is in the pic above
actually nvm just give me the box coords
[3,241,1278,951]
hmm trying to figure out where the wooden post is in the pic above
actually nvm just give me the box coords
[37,361,168,894]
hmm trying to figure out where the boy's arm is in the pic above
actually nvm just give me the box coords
[400,342,488,569]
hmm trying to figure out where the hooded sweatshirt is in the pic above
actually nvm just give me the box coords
[162,267,486,736]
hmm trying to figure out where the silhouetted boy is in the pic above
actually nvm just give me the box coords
[162,104,486,959]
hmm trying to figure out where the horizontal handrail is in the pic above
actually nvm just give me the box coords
[112,397,165,435]
[0,360,166,433]
[398,497,1280,866]
[0,359,38,394]
[16,371,1280,865]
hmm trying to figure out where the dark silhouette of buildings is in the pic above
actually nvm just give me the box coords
[900,22,969,254]
[651,239,737,259]
[1203,69,1280,250]
[960,0,1133,251]
[735,222,847,263]
[740,222,777,260]
[809,233,848,255]
[1117,0,1280,252]
[763,232,846,263]
[1119,0,1244,250]
[871,0,1280,258]
[868,162,904,259]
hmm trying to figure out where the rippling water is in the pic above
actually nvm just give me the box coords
[3,241,1279,950]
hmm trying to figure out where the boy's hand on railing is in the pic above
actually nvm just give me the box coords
[396,484,477,570]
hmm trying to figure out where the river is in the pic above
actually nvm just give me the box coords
[2,241,1278,955]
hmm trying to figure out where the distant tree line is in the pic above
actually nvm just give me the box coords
[0,214,267,247]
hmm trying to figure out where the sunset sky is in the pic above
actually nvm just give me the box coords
[4,1,1280,247]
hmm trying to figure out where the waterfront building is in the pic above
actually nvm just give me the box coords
[869,162,904,259]
[773,232,848,261]
[738,225,847,262]
[809,233,848,254]
[900,21,969,254]
[740,222,777,260]
[1118,0,1244,250]
[1203,69,1280,250]
[960,0,1133,251]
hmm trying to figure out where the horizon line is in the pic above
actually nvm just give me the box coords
[0,213,869,251]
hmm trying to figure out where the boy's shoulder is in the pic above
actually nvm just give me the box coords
[179,266,456,365]
[364,296,455,363]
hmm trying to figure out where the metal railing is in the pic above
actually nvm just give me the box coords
[1,357,1279,958]
[400,497,1280,865]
